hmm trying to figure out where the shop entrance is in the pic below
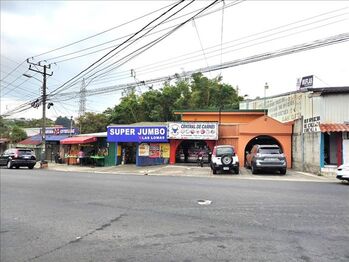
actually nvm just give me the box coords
[176,140,210,164]
[324,132,342,166]
[244,135,283,165]
[119,142,137,164]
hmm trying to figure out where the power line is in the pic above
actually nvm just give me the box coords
[40,0,244,65]
[78,0,221,92]
[31,2,177,60]
[81,0,201,89]
[75,9,348,87]
[48,0,189,97]
[192,18,211,73]
[2,10,347,116]
[72,13,349,88]
[48,33,349,101]
[0,59,26,82]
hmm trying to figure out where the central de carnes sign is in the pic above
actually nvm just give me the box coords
[107,126,168,143]
[167,122,218,140]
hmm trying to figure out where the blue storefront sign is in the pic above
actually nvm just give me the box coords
[107,126,168,143]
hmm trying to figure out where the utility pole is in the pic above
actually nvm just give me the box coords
[27,59,53,165]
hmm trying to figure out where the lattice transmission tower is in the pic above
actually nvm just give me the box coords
[78,78,86,118]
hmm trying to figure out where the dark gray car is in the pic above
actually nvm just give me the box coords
[0,148,37,169]
[246,144,286,174]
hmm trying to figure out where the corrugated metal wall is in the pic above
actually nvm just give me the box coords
[320,94,349,123]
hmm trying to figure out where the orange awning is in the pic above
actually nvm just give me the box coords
[60,136,97,145]
[320,123,349,132]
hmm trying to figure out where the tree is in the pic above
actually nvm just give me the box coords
[0,116,10,138]
[106,91,143,124]
[76,112,109,134]
[55,116,72,127]
[10,126,27,143]
[105,72,243,124]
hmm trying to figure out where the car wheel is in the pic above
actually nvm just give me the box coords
[280,168,286,175]
[251,163,257,174]
[28,165,35,169]
[15,165,20,169]
[7,160,13,169]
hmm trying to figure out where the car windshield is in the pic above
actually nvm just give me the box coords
[259,148,281,154]
[18,150,33,156]
[216,147,234,156]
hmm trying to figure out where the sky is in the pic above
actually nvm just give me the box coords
[1,0,349,120]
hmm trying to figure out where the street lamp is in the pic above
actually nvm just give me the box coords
[264,82,269,112]
[23,73,42,83]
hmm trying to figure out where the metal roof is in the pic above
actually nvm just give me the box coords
[307,86,349,95]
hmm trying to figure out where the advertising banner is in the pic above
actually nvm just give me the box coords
[303,116,320,133]
[107,126,168,143]
[149,143,160,158]
[138,143,150,156]
[42,128,78,135]
[160,143,170,158]
[299,75,313,89]
[168,122,218,140]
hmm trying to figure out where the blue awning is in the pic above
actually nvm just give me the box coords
[46,135,69,141]
[29,134,69,142]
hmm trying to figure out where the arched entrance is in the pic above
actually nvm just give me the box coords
[244,135,283,165]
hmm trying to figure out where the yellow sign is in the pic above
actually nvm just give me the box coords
[160,143,170,158]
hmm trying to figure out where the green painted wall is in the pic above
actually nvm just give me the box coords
[105,142,116,166]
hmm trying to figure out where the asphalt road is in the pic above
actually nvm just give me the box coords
[1,168,348,262]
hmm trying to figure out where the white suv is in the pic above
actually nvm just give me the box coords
[210,145,239,174]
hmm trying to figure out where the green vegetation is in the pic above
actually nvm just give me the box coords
[105,72,243,125]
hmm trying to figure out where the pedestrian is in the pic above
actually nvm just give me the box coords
[78,148,85,166]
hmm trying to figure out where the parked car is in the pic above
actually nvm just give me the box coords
[246,144,286,174]
[210,145,239,174]
[336,163,349,182]
[0,148,37,169]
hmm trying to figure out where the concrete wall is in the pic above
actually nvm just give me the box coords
[292,119,321,173]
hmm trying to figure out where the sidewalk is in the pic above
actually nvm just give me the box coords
[43,162,338,182]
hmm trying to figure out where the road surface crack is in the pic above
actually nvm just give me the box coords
[26,213,126,261]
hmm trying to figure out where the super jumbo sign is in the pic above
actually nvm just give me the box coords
[107,126,168,142]
[168,122,218,140]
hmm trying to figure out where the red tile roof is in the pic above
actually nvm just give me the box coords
[17,137,42,145]
[320,123,349,132]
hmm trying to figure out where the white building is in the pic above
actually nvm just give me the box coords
[240,86,349,173]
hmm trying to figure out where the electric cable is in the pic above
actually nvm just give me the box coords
[81,0,200,89]
[79,0,221,91]
[2,11,347,116]
[48,0,188,97]
[47,33,349,102]
[80,14,349,88]
[31,2,177,59]
[41,0,243,64]
[77,10,349,86]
